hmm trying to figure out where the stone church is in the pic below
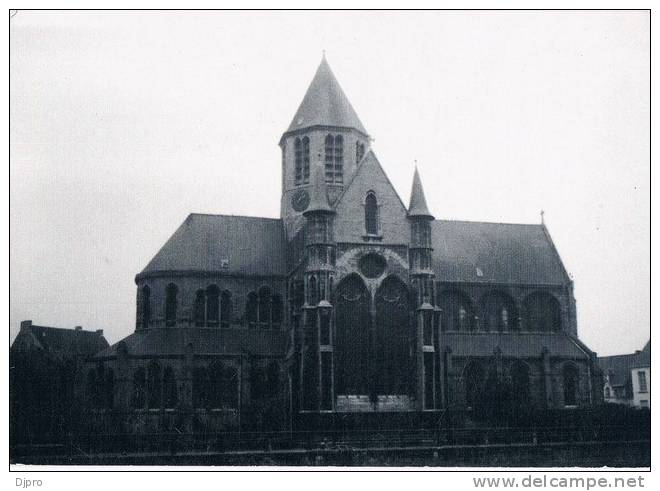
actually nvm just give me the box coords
[88,57,601,433]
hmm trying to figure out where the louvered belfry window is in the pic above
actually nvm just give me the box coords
[325,134,344,183]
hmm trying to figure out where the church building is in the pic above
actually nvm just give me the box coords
[88,57,601,433]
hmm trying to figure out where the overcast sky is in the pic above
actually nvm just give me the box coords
[10,10,649,356]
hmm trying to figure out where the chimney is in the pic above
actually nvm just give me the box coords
[96,329,104,336]
[75,326,83,331]
[20,320,32,332]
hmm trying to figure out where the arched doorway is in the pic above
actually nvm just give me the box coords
[375,276,411,395]
[334,274,371,395]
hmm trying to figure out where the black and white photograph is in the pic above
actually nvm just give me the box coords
[8,8,651,475]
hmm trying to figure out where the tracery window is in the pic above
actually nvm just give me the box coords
[165,283,178,327]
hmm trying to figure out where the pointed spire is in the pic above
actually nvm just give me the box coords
[408,166,434,219]
[285,57,368,136]
[304,160,333,215]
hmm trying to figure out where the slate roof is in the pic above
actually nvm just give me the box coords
[141,214,570,287]
[444,332,591,359]
[11,323,109,359]
[432,220,569,286]
[93,328,287,359]
[408,167,433,219]
[599,341,650,389]
[139,214,287,277]
[285,57,368,136]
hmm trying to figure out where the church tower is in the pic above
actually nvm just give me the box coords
[407,167,438,411]
[280,56,370,239]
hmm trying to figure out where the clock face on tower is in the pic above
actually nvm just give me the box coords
[291,189,310,212]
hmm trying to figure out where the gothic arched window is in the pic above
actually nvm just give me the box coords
[302,136,310,184]
[246,292,258,327]
[132,367,146,409]
[510,361,531,407]
[308,276,318,306]
[563,364,579,407]
[365,191,379,235]
[464,361,485,409]
[163,366,177,409]
[523,292,562,332]
[437,290,475,331]
[165,283,178,327]
[193,367,210,408]
[481,291,518,332]
[140,286,151,330]
[206,285,220,327]
[258,286,272,327]
[147,361,162,409]
[325,134,344,183]
[220,290,232,328]
[194,290,205,327]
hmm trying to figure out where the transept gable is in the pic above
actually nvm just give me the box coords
[333,150,409,245]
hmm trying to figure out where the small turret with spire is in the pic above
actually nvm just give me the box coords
[406,166,437,411]
[300,161,336,411]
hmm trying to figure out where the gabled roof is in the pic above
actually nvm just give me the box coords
[139,214,286,278]
[408,167,433,219]
[11,323,109,359]
[334,149,407,212]
[598,353,638,390]
[333,150,409,244]
[285,57,368,136]
[432,220,569,285]
[598,343,650,392]
[93,328,286,359]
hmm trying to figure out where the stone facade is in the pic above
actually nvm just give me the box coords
[86,56,601,434]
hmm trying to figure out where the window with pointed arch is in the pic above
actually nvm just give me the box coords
[165,283,178,327]
[294,136,310,185]
[220,290,232,328]
[205,285,220,327]
[510,361,531,407]
[246,292,258,327]
[325,134,344,183]
[365,191,379,235]
[563,364,579,407]
[193,367,210,408]
[131,367,146,409]
[308,276,318,306]
[258,286,272,328]
[194,290,205,327]
[163,366,178,409]
[147,361,162,409]
[140,285,151,330]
